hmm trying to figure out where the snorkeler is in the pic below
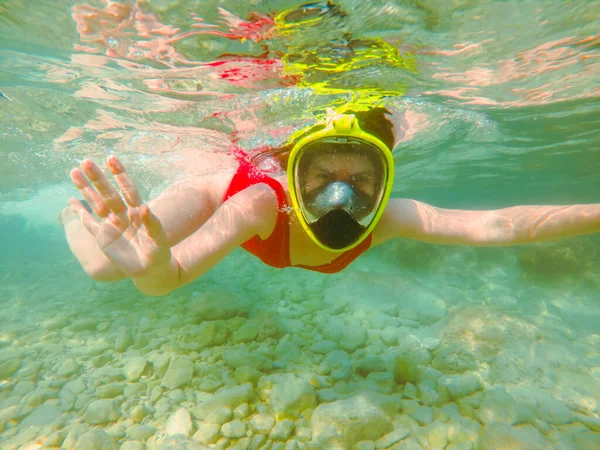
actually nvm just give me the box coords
[60,107,600,296]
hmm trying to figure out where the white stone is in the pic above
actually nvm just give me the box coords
[85,399,120,425]
[339,323,368,352]
[374,427,409,448]
[204,406,233,424]
[410,405,433,425]
[506,386,573,425]
[43,316,70,331]
[232,322,259,343]
[312,395,393,449]
[127,424,157,441]
[19,404,62,428]
[233,403,251,419]
[269,375,316,420]
[356,440,376,450]
[192,423,220,445]
[194,383,253,420]
[439,374,483,400]
[161,356,193,390]
[424,421,448,449]
[369,311,398,330]
[124,357,147,382]
[308,340,337,354]
[270,419,295,441]
[120,441,145,450]
[165,408,193,437]
[399,335,431,365]
[114,326,133,352]
[381,327,402,347]
[74,429,117,450]
[251,412,275,433]
[130,405,149,423]
[432,343,477,374]
[423,338,441,351]
[478,422,548,450]
[477,388,519,425]
[221,419,247,439]
[418,383,439,406]
[57,359,80,377]
[319,350,352,380]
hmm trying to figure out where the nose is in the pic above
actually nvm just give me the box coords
[314,181,356,211]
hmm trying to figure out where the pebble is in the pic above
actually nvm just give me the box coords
[204,406,233,425]
[270,419,295,441]
[269,375,317,419]
[439,374,483,400]
[375,427,410,448]
[424,421,448,448]
[221,419,247,439]
[312,395,393,449]
[74,429,116,450]
[234,402,251,419]
[120,441,145,450]
[165,407,193,436]
[478,422,548,450]
[477,388,519,425]
[309,340,338,354]
[356,440,376,450]
[251,412,275,433]
[423,338,441,351]
[130,405,149,423]
[319,350,352,380]
[85,399,120,425]
[192,423,220,445]
[161,356,194,390]
[56,359,79,377]
[114,326,133,352]
[232,322,259,343]
[127,424,157,441]
[432,343,478,374]
[19,403,62,427]
[124,357,148,382]
[42,316,70,331]
[194,383,253,420]
[410,405,433,425]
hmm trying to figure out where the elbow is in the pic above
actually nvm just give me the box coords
[85,263,125,282]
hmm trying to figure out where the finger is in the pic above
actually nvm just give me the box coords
[70,168,110,218]
[81,159,127,215]
[107,156,143,207]
[69,198,101,236]
[140,204,169,247]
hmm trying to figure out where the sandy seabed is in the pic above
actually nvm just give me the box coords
[1,236,600,450]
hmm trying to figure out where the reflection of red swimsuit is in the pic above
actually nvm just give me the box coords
[223,160,372,274]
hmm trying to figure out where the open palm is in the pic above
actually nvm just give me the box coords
[69,156,171,278]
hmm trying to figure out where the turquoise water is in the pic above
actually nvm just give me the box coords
[1,0,600,449]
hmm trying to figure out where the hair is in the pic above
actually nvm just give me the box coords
[250,106,394,172]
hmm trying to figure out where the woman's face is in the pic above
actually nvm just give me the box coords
[304,152,377,196]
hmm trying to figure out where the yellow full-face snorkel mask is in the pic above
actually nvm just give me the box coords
[287,112,394,252]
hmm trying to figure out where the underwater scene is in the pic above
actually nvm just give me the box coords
[1,0,600,449]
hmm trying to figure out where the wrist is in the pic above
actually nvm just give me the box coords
[133,254,180,296]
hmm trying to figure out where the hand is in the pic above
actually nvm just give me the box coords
[68,156,171,279]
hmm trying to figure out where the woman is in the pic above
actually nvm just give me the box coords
[61,107,600,296]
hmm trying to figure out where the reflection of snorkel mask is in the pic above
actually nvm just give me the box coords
[287,112,394,252]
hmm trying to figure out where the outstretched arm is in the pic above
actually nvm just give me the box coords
[62,156,278,295]
[375,198,600,246]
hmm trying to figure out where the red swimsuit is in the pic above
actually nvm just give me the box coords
[223,160,372,274]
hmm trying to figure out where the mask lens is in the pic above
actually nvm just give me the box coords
[294,137,386,226]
